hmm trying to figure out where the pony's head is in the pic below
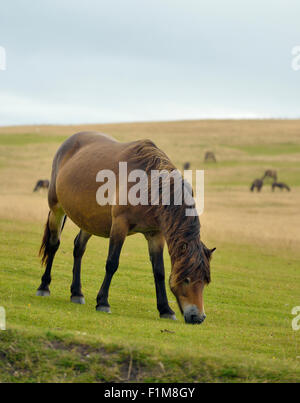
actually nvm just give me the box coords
[169,240,215,324]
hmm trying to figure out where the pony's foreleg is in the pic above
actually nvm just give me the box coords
[96,216,128,313]
[36,208,65,296]
[145,232,176,320]
[70,230,91,304]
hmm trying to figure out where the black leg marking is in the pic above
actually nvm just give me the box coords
[70,230,91,304]
[146,232,176,320]
[96,217,128,313]
[96,239,124,312]
[36,210,65,297]
[37,238,60,296]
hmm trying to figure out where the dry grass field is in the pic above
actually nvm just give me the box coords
[0,120,300,382]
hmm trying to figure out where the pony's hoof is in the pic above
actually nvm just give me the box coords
[71,296,85,305]
[96,305,111,313]
[160,313,177,320]
[36,289,50,297]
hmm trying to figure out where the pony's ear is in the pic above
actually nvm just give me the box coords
[203,245,216,259]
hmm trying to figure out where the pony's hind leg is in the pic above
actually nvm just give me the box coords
[70,230,92,304]
[36,208,66,296]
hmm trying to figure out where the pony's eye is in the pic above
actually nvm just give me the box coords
[183,278,190,285]
[181,244,188,253]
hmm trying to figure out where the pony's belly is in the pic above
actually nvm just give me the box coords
[63,204,112,238]
[56,183,113,237]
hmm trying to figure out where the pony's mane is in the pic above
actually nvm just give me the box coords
[128,139,211,286]
[163,205,211,287]
[128,139,176,172]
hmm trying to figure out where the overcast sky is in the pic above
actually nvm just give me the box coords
[0,0,299,125]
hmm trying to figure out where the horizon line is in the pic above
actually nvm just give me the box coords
[1,116,300,129]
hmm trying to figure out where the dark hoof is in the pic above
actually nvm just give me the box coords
[96,305,111,313]
[160,313,177,320]
[71,296,85,305]
[36,289,50,297]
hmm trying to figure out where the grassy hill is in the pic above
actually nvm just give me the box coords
[0,120,299,382]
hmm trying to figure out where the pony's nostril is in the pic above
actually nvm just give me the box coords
[184,306,206,324]
[185,313,206,324]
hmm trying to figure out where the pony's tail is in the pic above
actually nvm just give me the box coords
[38,213,66,266]
[39,212,51,266]
[250,184,254,192]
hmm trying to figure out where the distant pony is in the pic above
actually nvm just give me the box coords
[204,151,217,163]
[272,182,290,192]
[183,162,191,170]
[262,169,277,182]
[33,179,49,192]
[250,179,263,192]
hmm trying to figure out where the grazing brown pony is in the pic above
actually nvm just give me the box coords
[37,132,215,324]
[204,151,217,163]
[250,178,263,192]
[183,162,190,170]
[33,179,49,192]
[262,169,277,182]
[272,182,290,192]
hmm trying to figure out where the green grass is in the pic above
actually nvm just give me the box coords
[0,219,299,383]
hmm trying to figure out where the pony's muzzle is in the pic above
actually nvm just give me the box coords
[183,305,206,325]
